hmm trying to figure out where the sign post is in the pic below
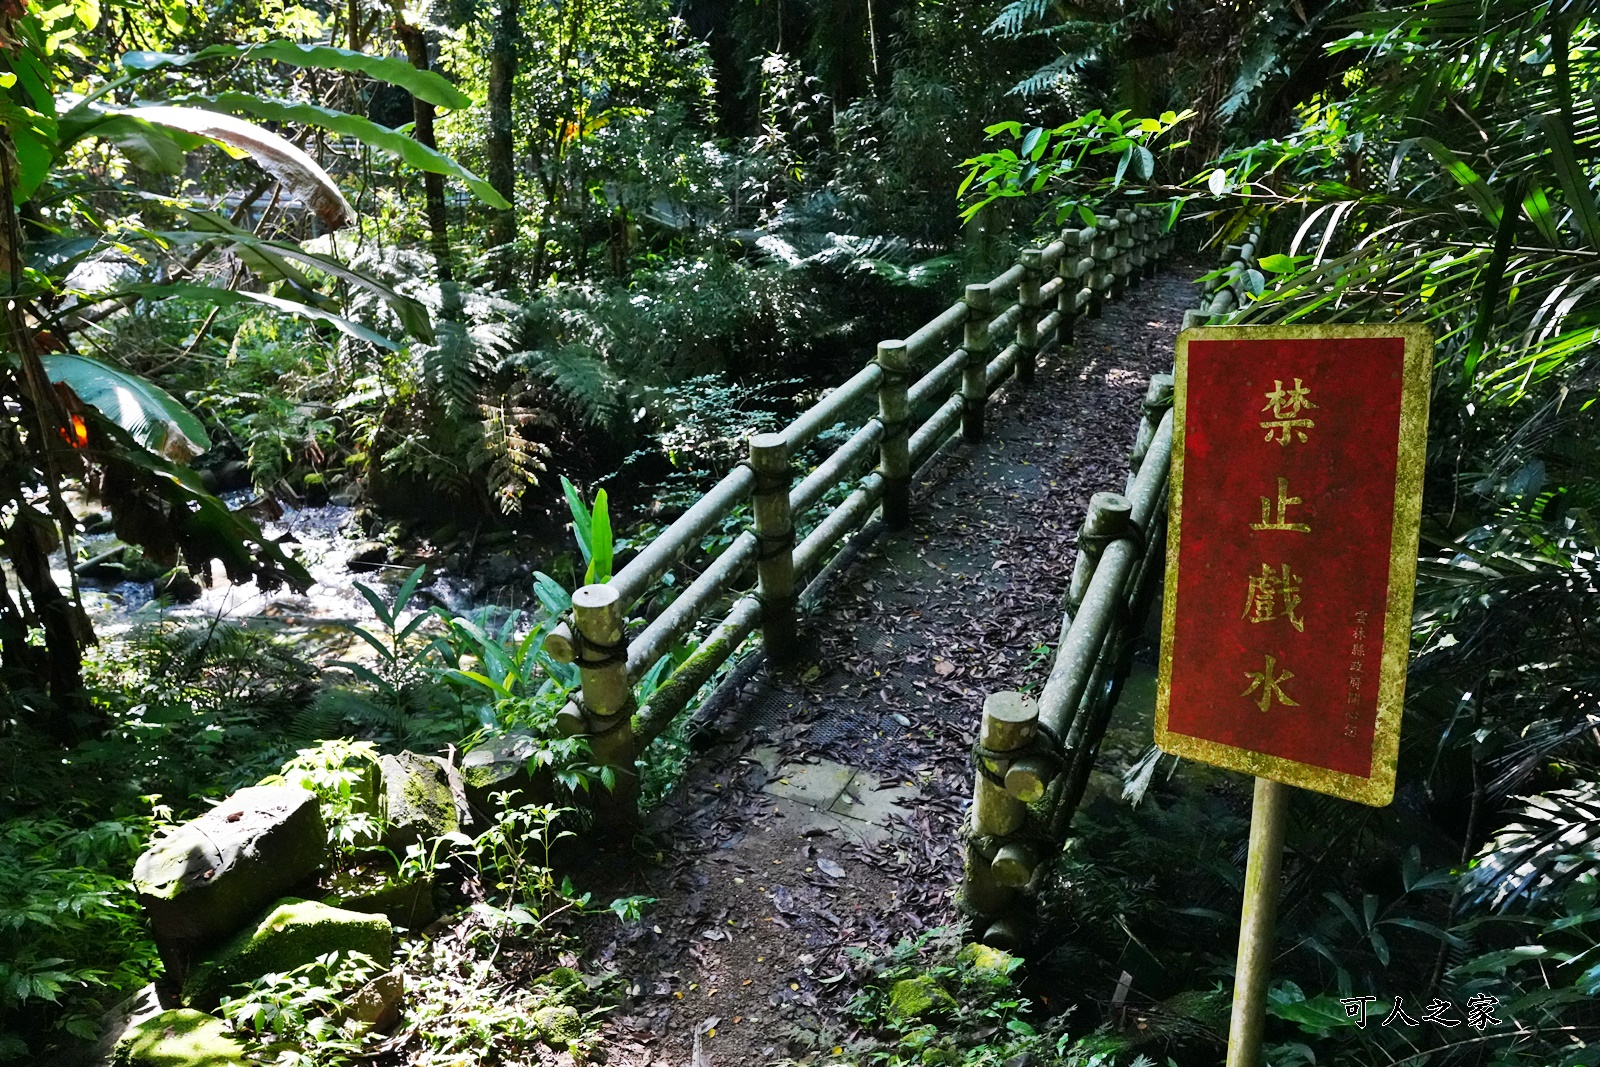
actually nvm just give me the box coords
[1155,325,1433,1067]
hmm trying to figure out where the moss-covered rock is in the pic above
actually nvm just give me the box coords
[533,1003,583,1048]
[182,898,392,1010]
[379,752,467,849]
[886,976,958,1021]
[133,786,326,985]
[956,942,1019,978]
[111,1008,248,1066]
[460,731,547,816]
[340,968,404,1033]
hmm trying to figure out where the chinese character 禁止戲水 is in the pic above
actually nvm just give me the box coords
[1260,378,1317,445]
[1243,563,1305,631]
[1242,654,1299,712]
[1250,477,1312,533]
[1381,996,1419,1027]
[1465,993,1501,1032]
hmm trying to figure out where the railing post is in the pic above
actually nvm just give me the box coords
[1067,492,1133,618]
[961,691,1037,932]
[876,340,912,530]
[556,584,638,821]
[1056,229,1081,347]
[1113,208,1136,300]
[1090,216,1116,317]
[749,432,799,663]
[1129,372,1175,479]
[962,283,992,442]
[1016,248,1042,386]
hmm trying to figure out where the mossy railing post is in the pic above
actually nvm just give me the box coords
[1056,229,1080,347]
[962,283,992,442]
[1016,248,1042,387]
[961,691,1038,944]
[1129,372,1175,482]
[750,432,799,663]
[1124,208,1146,286]
[1139,207,1160,279]
[1112,208,1135,299]
[1089,216,1116,318]
[1066,492,1133,621]
[876,339,912,530]
[560,584,638,821]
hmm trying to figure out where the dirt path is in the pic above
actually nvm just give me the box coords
[586,266,1200,1067]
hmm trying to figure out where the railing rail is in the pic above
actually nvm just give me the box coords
[545,205,1180,817]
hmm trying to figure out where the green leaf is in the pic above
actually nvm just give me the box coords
[1464,177,1523,381]
[1521,185,1559,245]
[1020,126,1044,159]
[168,93,509,209]
[393,564,426,616]
[1077,204,1097,229]
[587,489,613,585]
[1417,137,1501,226]
[39,352,210,459]
[1133,144,1154,181]
[1537,115,1600,249]
[56,109,193,172]
[115,283,399,350]
[1267,995,1358,1035]
[1259,253,1299,274]
[120,42,469,109]
[561,476,592,565]
[166,216,433,342]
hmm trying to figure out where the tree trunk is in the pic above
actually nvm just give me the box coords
[394,15,454,283]
[0,123,95,737]
[487,0,519,286]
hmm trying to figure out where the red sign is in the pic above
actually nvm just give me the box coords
[1155,325,1432,806]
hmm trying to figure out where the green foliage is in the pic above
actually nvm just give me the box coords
[801,928,1083,1066]
[267,740,384,857]
[217,949,384,1067]
[0,812,165,1061]
[323,567,464,749]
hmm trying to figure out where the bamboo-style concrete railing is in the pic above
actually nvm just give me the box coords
[957,375,1175,946]
[958,224,1256,946]
[1182,219,1264,329]
[543,205,1178,816]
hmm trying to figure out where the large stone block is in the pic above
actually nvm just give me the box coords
[133,786,326,982]
[379,752,468,849]
[181,898,392,1010]
[111,1008,248,1067]
[461,730,550,816]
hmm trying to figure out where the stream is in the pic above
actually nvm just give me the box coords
[63,497,490,638]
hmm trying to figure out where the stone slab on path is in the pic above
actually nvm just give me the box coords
[754,748,919,846]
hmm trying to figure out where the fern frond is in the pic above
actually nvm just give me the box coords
[1008,53,1087,98]
[986,0,1053,38]
[521,347,623,428]
[479,400,551,515]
